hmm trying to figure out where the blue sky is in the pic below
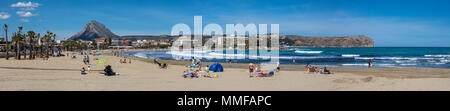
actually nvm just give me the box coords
[1,0,450,47]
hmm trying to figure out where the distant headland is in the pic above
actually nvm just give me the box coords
[68,20,374,48]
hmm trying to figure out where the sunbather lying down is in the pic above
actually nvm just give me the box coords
[154,59,167,69]
[183,69,219,78]
[183,69,198,78]
[256,71,275,77]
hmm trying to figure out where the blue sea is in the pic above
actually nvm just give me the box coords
[127,47,450,68]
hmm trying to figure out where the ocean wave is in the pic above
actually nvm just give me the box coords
[294,51,323,54]
[209,52,246,57]
[341,63,396,67]
[440,60,450,63]
[355,57,437,60]
[341,54,360,57]
[428,63,446,65]
[134,53,148,58]
[341,64,368,66]
[400,64,417,66]
[425,55,450,57]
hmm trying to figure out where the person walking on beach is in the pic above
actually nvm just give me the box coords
[249,62,255,77]
[368,60,372,68]
[229,57,232,64]
[293,59,295,64]
[86,55,90,64]
[87,66,91,73]
[276,61,280,72]
[83,56,87,64]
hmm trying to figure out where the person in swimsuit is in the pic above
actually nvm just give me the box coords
[249,62,255,77]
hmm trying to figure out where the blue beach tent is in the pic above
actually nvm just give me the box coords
[209,62,224,72]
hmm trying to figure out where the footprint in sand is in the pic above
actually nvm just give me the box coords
[333,77,375,84]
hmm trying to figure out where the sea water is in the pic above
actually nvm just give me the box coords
[127,47,450,68]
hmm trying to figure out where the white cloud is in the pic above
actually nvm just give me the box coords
[20,7,36,11]
[16,11,38,17]
[19,19,30,22]
[0,12,11,19]
[11,2,40,8]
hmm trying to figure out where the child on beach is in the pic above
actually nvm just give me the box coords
[87,66,91,72]
[205,65,210,72]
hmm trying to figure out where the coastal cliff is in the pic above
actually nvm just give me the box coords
[281,35,374,47]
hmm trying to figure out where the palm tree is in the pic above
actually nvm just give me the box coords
[34,33,40,59]
[27,31,36,60]
[17,26,24,60]
[12,27,25,60]
[44,31,53,56]
[52,33,56,55]
[4,24,8,60]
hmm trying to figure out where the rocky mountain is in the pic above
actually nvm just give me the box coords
[69,20,119,40]
[281,35,374,47]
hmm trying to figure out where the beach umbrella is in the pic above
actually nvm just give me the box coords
[95,58,109,65]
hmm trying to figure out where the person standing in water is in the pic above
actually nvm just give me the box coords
[368,60,373,68]
[249,61,255,77]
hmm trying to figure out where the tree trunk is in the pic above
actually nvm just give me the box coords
[29,42,33,60]
[23,45,27,60]
[5,28,8,60]
[16,42,20,60]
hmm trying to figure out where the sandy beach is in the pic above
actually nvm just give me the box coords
[1,51,450,91]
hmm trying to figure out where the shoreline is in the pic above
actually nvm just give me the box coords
[113,51,449,79]
[117,50,450,79]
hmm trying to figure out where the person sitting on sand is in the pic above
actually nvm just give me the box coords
[204,66,211,77]
[183,69,197,78]
[323,67,331,74]
[104,65,119,76]
[81,67,87,75]
[307,66,316,74]
[123,58,127,63]
[255,65,259,72]
[314,67,319,74]
[319,67,324,74]
[183,71,190,78]
[205,65,210,72]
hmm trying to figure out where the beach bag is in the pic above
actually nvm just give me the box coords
[269,71,275,76]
